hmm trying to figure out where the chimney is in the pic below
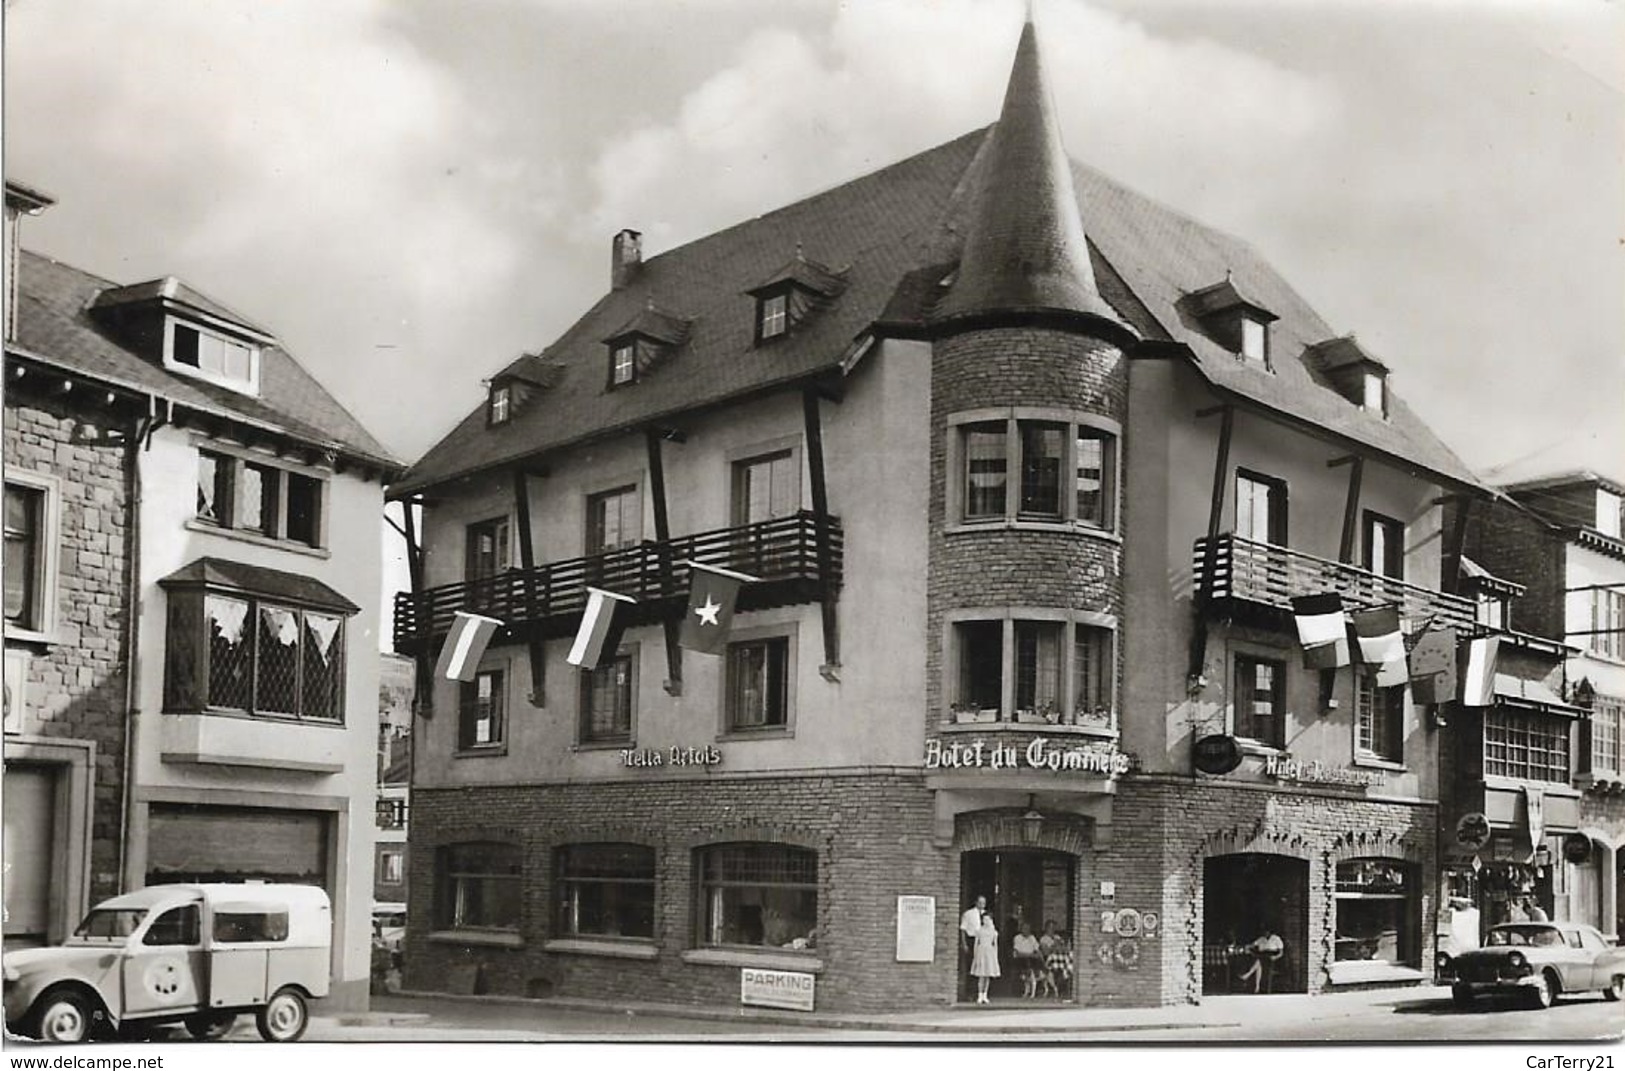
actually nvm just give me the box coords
[611,229,642,290]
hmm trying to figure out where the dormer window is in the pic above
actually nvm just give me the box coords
[1362,371,1387,415]
[758,292,789,343]
[1598,489,1623,539]
[1306,336,1390,416]
[611,343,636,387]
[488,385,512,425]
[1240,316,1268,363]
[167,320,259,394]
[1184,277,1278,369]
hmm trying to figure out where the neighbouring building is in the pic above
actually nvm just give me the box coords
[390,17,1510,1011]
[1453,473,1625,941]
[4,192,401,1009]
[375,652,414,907]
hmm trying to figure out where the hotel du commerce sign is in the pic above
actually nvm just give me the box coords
[923,736,1133,776]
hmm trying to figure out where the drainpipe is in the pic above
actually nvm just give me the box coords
[116,397,162,891]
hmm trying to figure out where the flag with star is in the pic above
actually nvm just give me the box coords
[678,561,755,655]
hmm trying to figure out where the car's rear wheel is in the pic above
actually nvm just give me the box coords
[32,987,94,1043]
[1527,970,1557,1009]
[255,986,308,1042]
[1451,983,1475,1009]
[185,1012,238,1040]
[1604,974,1623,1002]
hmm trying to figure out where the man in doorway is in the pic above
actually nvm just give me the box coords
[960,895,987,1002]
[1239,925,1285,993]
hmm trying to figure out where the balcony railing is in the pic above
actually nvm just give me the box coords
[394,510,843,652]
[1192,534,1476,632]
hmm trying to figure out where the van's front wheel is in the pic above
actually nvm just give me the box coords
[255,987,308,1042]
[32,987,94,1043]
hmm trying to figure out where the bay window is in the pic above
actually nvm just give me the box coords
[1483,708,1571,783]
[950,613,1117,728]
[952,412,1118,531]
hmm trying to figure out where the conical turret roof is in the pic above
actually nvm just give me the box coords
[934,16,1127,332]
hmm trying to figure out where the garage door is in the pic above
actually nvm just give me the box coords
[147,805,329,890]
[3,764,56,944]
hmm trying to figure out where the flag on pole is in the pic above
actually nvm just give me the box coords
[1408,625,1458,706]
[1352,605,1408,687]
[435,611,503,682]
[1460,634,1501,707]
[567,588,637,670]
[1292,593,1350,669]
[678,561,755,655]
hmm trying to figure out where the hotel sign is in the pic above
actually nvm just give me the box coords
[924,737,1132,775]
[1262,754,1383,788]
[740,968,815,1012]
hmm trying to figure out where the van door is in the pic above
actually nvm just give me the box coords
[120,903,204,1017]
[207,905,285,1008]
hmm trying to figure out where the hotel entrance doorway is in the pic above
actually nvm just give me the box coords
[1203,853,1308,994]
[960,849,1076,1002]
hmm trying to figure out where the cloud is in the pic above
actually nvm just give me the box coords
[585,0,1339,253]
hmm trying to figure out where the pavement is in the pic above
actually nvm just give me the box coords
[346,983,1458,1036]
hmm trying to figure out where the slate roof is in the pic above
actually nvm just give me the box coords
[157,556,361,613]
[12,250,399,469]
[396,27,1481,498]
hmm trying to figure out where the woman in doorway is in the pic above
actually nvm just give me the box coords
[971,911,1001,1004]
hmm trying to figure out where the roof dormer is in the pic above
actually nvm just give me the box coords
[90,276,274,397]
[1183,276,1279,368]
[601,302,691,389]
[745,248,846,346]
[486,353,565,427]
[1306,335,1389,416]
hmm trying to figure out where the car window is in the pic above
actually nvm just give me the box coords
[1579,929,1607,952]
[143,904,201,946]
[213,910,289,943]
[1530,929,1562,948]
[1563,930,1584,949]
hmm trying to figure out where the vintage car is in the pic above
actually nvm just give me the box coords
[1450,922,1625,1009]
[3,883,330,1043]
[371,902,407,954]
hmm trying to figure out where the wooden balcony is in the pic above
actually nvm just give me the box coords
[1192,534,1476,632]
[393,511,843,653]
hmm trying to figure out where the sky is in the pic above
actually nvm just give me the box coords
[5,0,1622,629]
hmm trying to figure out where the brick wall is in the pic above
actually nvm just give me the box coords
[3,394,131,903]
[1453,497,1565,641]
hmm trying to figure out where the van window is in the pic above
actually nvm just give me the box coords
[143,904,201,946]
[213,910,290,943]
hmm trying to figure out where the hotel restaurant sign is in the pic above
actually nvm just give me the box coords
[1193,735,1382,788]
[924,737,1133,776]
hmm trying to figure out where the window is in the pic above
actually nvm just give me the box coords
[213,910,289,943]
[1483,708,1570,783]
[757,292,789,342]
[163,590,346,722]
[1476,592,1508,631]
[1334,860,1417,967]
[1234,655,1285,747]
[379,849,404,886]
[555,843,655,940]
[465,517,510,582]
[1590,591,1625,661]
[580,653,633,744]
[1588,695,1623,775]
[1363,512,1403,580]
[1355,676,1404,763]
[954,415,1118,530]
[1240,316,1268,363]
[143,904,201,946]
[170,322,256,391]
[193,450,326,548]
[1597,490,1623,539]
[488,384,512,425]
[951,615,1116,728]
[459,669,505,750]
[610,343,636,386]
[1362,372,1387,415]
[733,451,799,526]
[587,486,641,555]
[437,842,521,931]
[3,479,53,636]
[698,843,817,950]
[1235,471,1287,545]
[727,638,789,731]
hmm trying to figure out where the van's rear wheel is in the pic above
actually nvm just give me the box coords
[32,987,94,1043]
[185,1012,237,1039]
[255,987,308,1042]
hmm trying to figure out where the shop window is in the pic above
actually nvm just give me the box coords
[1355,676,1404,763]
[587,485,641,555]
[1234,655,1285,748]
[1483,708,1570,784]
[436,842,521,931]
[1235,471,1287,546]
[1589,695,1623,775]
[555,843,655,940]
[1362,512,1403,580]
[458,669,505,750]
[163,590,346,722]
[726,637,789,731]
[954,415,1118,531]
[1334,859,1418,967]
[3,475,57,638]
[194,450,326,548]
[697,843,817,951]
[580,652,634,744]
